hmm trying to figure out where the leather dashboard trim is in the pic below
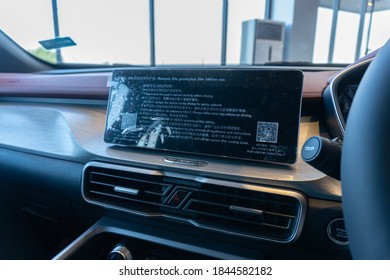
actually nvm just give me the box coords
[0,70,338,100]
[0,72,109,99]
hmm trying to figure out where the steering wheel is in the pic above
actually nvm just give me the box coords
[341,39,390,259]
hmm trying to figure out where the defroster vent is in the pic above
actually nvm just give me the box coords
[83,162,306,243]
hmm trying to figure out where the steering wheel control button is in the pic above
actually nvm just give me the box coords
[327,218,349,246]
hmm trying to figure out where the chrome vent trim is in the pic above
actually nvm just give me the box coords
[82,162,307,243]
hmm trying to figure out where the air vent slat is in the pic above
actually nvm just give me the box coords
[89,190,162,206]
[229,205,264,216]
[90,171,171,196]
[194,189,298,217]
[114,186,139,196]
[83,163,306,243]
[184,200,265,225]
[184,200,293,230]
[86,168,172,206]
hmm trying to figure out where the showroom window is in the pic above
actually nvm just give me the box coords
[57,0,150,65]
[0,0,388,65]
[313,0,390,63]
[154,0,223,65]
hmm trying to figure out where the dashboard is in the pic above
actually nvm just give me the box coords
[0,65,358,260]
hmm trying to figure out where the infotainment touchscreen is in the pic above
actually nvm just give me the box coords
[104,68,303,164]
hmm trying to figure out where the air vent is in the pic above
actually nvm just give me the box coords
[83,162,306,243]
[181,187,299,241]
[83,165,173,213]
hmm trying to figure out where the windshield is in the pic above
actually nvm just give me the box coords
[0,0,389,66]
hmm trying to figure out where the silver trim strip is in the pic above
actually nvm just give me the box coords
[164,157,209,167]
[82,161,307,244]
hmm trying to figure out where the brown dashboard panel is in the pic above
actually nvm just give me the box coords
[0,69,338,101]
[0,72,109,99]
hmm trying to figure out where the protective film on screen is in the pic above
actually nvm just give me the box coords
[104,68,303,164]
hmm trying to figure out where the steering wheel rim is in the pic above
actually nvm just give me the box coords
[341,39,390,259]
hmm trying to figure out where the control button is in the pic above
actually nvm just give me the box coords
[301,137,321,161]
[327,218,349,246]
[301,136,342,180]
[167,190,190,207]
[108,244,133,260]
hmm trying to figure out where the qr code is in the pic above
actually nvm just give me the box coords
[256,121,279,143]
[121,113,138,130]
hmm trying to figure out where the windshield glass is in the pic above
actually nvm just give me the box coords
[0,0,389,66]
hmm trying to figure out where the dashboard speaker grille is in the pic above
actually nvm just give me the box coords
[82,162,306,243]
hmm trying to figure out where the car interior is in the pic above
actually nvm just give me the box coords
[0,0,389,260]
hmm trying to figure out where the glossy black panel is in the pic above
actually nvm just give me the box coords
[105,68,303,164]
